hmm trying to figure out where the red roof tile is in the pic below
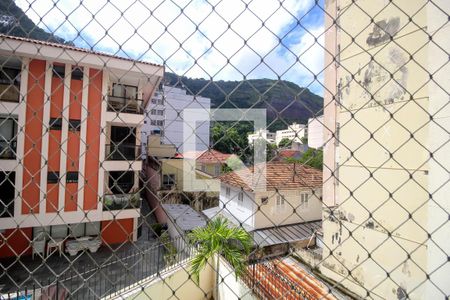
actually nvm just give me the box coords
[0,34,163,67]
[218,161,322,191]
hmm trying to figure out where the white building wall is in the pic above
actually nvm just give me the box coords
[247,129,276,145]
[275,123,306,146]
[219,184,255,229]
[307,116,324,149]
[142,86,210,155]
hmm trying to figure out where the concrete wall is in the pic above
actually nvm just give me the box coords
[321,0,450,299]
[217,256,257,300]
[129,261,215,300]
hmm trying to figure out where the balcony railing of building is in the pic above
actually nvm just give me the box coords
[105,144,141,161]
[107,96,143,114]
[0,140,16,159]
[103,193,141,210]
[0,83,20,102]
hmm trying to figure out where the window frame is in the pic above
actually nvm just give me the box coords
[300,193,309,209]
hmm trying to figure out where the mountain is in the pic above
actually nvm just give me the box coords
[164,73,323,131]
[0,0,72,45]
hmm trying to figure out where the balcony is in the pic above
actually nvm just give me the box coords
[0,83,20,102]
[0,141,16,159]
[107,96,143,114]
[105,144,141,161]
[103,193,141,210]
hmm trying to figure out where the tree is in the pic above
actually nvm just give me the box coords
[286,148,323,170]
[188,217,252,285]
[278,137,292,148]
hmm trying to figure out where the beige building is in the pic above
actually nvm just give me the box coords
[320,0,450,299]
[307,116,324,149]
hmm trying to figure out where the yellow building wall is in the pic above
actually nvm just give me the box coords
[321,0,450,299]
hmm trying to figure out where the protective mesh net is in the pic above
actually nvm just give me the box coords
[0,0,449,299]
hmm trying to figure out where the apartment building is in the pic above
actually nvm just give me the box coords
[247,129,276,145]
[321,1,449,299]
[142,85,211,154]
[0,35,163,258]
[275,122,306,146]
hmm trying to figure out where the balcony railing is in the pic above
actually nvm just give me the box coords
[105,144,141,161]
[0,83,20,102]
[0,141,16,159]
[103,193,141,210]
[107,96,143,114]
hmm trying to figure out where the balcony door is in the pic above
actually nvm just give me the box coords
[109,126,136,160]
[108,171,134,194]
[0,116,17,159]
[0,171,15,218]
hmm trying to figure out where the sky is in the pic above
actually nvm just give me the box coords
[16,0,325,95]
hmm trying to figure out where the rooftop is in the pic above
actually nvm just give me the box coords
[0,34,163,68]
[162,204,206,232]
[218,162,322,191]
[174,149,233,164]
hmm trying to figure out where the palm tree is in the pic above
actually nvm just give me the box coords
[188,216,252,286]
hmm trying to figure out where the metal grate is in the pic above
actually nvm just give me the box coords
[0,0,449,299]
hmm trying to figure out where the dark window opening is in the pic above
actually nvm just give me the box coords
[69,119,81,131]
[0,67,20,102]
[66,172,78,183]
[0,171,15,218]
[0,116,17,159]
[108,171,134,194]
[52,65,65,78]
[47,172,59,184]
[71,67,83,80]
[49,118,62,130]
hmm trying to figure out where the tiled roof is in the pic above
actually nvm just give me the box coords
[278,149,301,158]
[218,161,322,191]
[0,34,163,67]
[175,149,232,164]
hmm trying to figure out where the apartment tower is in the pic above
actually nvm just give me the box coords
[0,35,163,258]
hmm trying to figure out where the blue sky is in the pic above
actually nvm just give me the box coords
[16,0,325,95]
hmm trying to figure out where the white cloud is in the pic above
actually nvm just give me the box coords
[15,0,324,93]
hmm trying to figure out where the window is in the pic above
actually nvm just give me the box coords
[151,109,164,116]
[163,174,175,186]
[238,191,244,205]
[261,197,268,205]
[201,165,206,172]
[276,195,285,206]
[49,118,62,130]
[0,67,20,102]
[0,116,17,159]
[66,172,78,183]
[0,171,15,218]
[157,120,164,126]
[109,171,134,194]
[225,187,230,197]
[52,65,65,78]
[112,83,137,100]
[71,67,83,80]
[300,193,309,209]
[69,119,81,131]
[47,172,59,183]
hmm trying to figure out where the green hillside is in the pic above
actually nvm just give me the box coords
[164,73,323,131]
[0,0,72,45]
